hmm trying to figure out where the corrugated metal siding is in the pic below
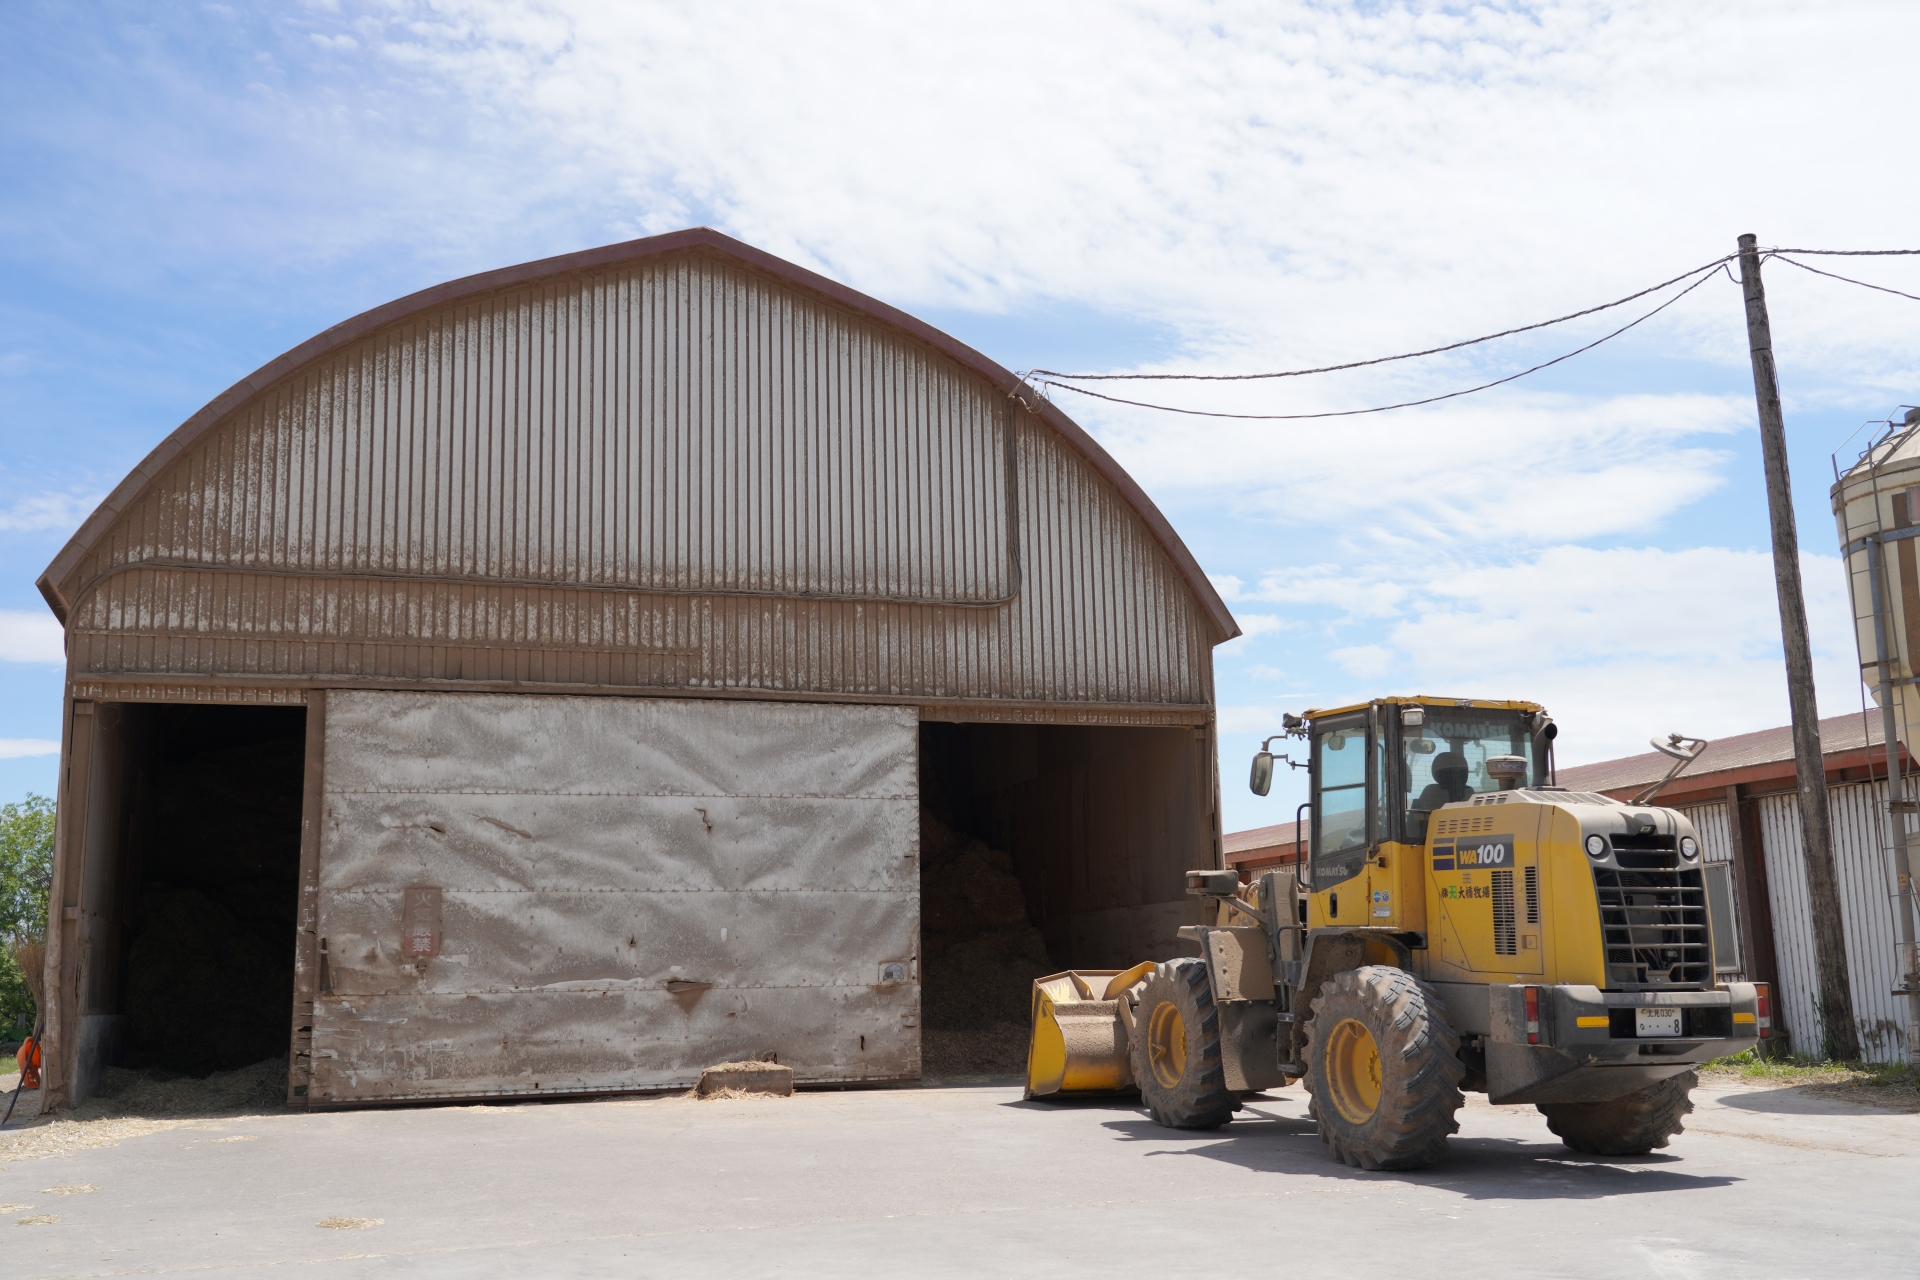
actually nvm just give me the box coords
[310,691,921,1102]
[59,249,1211,709]
[1756,783,1910,1063]
[1678,801,1745,980]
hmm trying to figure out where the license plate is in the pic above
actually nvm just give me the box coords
[1636,1008,1683,1038]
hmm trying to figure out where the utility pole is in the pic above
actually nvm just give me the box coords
[1737,232,1860,1060]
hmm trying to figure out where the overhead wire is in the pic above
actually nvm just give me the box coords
[1028,253,1738,384]
[1770,253,1920,303]
[1023,244,1920,422]
[1030,262,1728,422]
[1769,248,1920,257]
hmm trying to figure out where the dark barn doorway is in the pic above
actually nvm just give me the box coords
[74,702,307,1094]
[917,720,1210,1080]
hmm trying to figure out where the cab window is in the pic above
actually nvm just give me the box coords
[1312,713,1371,886]
[1401,710,1538,843]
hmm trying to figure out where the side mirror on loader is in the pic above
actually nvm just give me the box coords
[1250,751,1274,796]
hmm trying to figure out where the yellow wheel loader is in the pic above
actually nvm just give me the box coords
[1025,696,1772,1170]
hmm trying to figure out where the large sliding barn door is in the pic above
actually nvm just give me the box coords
[306,691,920,1104]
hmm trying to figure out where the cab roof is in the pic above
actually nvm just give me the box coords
[1303,696,1546,720]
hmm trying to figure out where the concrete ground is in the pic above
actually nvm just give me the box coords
[0,1074,1913,1279]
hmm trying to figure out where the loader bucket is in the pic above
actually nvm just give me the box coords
[1024,962,1156,1099]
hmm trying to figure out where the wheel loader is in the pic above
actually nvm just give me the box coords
[1024,696,1770,1170]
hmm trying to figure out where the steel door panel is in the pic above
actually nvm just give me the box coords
[310,690,919,1103]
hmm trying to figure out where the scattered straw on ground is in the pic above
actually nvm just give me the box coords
[1702,1054,1920,1113]
[316,1217,381,1230]
[0,1058,291,1164]
[0,1203,33,1212]
[0,1116,188,1165]
[687,1086,792,1102]
[40,1185,94,1195]
[16,1215,57,1226]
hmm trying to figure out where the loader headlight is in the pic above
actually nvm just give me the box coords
[1584,834,1608,858]
[1680,836,1699,860]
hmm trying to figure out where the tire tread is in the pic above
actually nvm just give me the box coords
[1304,965,1466,1170]
[1538,1070,1697,1156]
[1131,959,1236,1130]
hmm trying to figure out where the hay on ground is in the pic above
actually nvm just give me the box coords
[0,1058,288,1165]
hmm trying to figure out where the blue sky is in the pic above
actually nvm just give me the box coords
[3,1,1917,833]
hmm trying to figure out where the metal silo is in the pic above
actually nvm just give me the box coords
[1831,406,1920,1060]
[1834,410,1920,747]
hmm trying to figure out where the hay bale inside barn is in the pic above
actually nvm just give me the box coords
[34,228,1238,1108]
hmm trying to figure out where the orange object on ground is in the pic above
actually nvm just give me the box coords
[15,1036,40,1090]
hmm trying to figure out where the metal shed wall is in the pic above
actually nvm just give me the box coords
[46,245,1220,717]
[1686,786,1912,1061]
[304,691,919,1103]
[1755,782,1912,1063]
[1674,800,1746,980]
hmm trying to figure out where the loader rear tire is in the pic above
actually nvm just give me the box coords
[1130,959,1236,1130]
[1304,966,1465,1170]
[1538,1070,1697,1156]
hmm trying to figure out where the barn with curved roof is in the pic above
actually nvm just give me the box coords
[35,228,1237,1108]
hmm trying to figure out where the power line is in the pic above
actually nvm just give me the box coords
[1771,253,1920,303]
[1770,248,1920,257]
[1031,264,1725,422]
[1029,253,1736,384]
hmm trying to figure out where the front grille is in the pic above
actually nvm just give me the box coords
[1610,831,1676,851]
[1594,865,1710,988]
[1492,870,1517,954]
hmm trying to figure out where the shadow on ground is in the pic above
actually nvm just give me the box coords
[1712,1083,1918,1115]
[1006,1093,1740,1197]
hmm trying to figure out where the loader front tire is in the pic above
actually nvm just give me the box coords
[1538,1070,1696,1156]
[1305,966,1465,1170]
[1130,959,1236,1130]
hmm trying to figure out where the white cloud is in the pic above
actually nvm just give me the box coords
[1252,545,1862,765]
[1243,565,1409,619]
[0,611,65,664]
[0,739,60,760]
[1331,645,1398,680]
[1216,610,1292,655]
[284,1,1920,387]
[1098,392,1745,543]
[0,490,99,535]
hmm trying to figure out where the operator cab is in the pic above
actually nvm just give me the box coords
[1251,697,1557,890]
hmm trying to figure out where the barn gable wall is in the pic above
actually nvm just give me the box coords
[56,248,1214,712]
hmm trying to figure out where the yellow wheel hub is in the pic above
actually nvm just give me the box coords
[1145,1000,1188,1090]
[1323,1017,1384,1124]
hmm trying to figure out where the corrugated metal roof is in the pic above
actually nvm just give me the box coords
[1224,819,1301,860]
[38,230,1235,712]
[1556,712,1886,795]
[40,227,1236,645]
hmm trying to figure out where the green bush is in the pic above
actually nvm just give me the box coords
[0,794,56,1036]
